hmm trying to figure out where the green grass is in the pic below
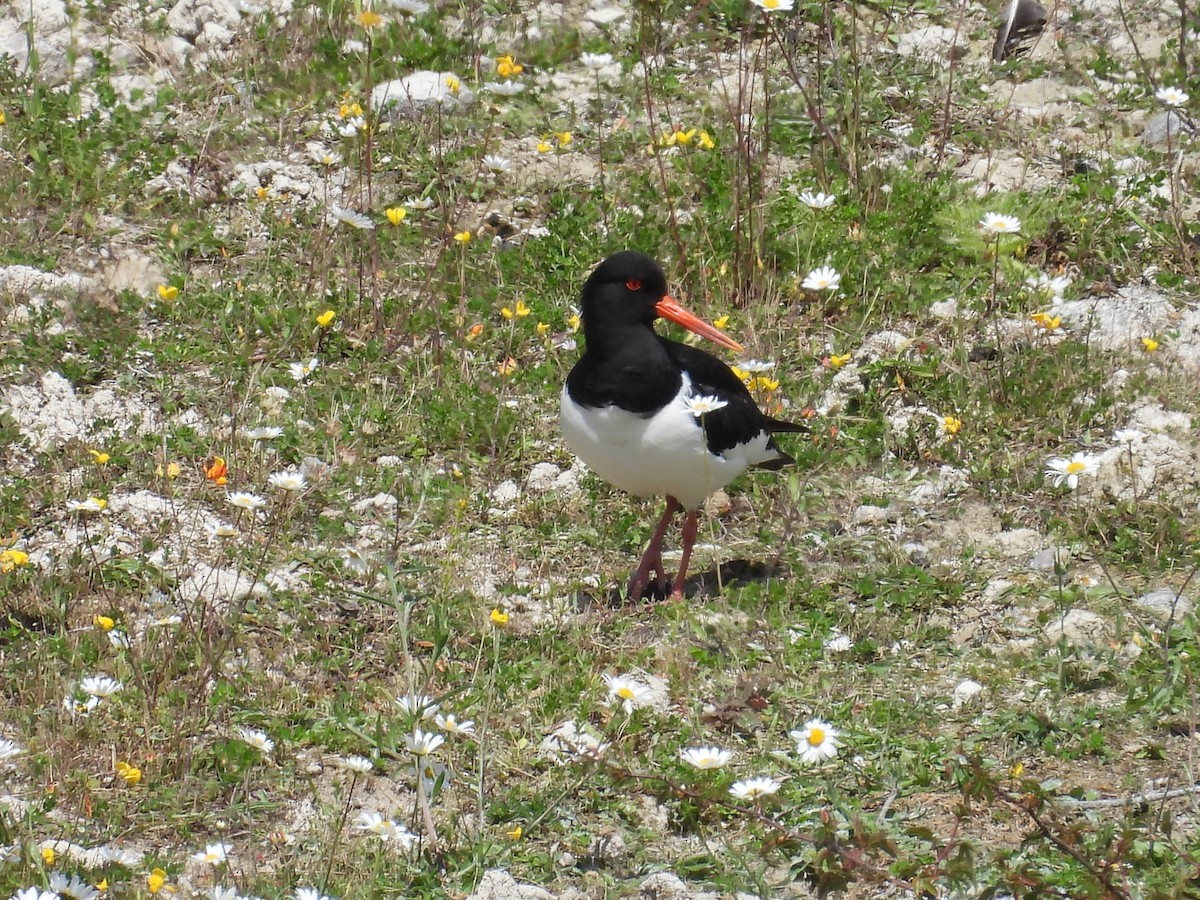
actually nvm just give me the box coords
[1,0,1199,897]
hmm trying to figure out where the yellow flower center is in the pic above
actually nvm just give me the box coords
[1066,461,1087,475]
[616,686,635,700]
[807,727,825,746]
[764,0,780,7]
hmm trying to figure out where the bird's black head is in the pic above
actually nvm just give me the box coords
[579,251,670,335]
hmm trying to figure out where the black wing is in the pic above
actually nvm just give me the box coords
[663,339,805,467]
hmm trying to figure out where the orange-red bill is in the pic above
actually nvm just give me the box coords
[655,295,744,353]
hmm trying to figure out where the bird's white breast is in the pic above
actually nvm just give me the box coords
[559,374,775,510]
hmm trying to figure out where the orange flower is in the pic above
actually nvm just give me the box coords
[204,456,229,485]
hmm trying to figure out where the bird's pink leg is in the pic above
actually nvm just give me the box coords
[627,497,680,600]
[670,509,699,601]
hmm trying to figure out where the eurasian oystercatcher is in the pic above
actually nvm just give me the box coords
[560,251,804,601]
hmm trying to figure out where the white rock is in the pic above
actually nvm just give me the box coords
[1053,286,1174,353]
[1043,609,1112,648]
[524,462,562,493]
[895,26,965,63]
[490,481,521,507]
[372,72,474,119]
[952,679,984,708]
[1135,587,1193,620]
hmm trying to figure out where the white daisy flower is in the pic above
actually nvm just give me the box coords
[64,694,100,716]
[190,842,231,865]
[208,888,241,900]
[405,728,445,756]
[737,358,776,373]
[602,673,653,713]
[0,739,23,762]
[685,394,729,417]
[790,718,842,764]
[331,205,375,230]
[262,385,291,412]
[729,775,782,799]
[979,212,1021,235]
[336,116,365,137]
[434,713,476,736]
[799,189,836,209]
[1045,451,1099,489]
[13,888,57,900]
[244,426,284,441]
[227,492,267,511]
[1155,85,1189,106]
[482,154,512,174]
[294,888,337,900]
[580,52,615,70]
[80,675,123,698]
[801,265,841,292]
[235,726,275,754]
[308,144,339,167]
[1025,272,1072,298]
[354,810,416,848]
[1112,428,1145,444]
[66,497,106,513]
[288,358,320,382]
[485,81,525,96]
[379,0,429,14]
[679,746,733,769]
[207,521,239,538]
[394,694,439,718]
[751,0,795,10]
[823,632,853,654]
[267,470,307,492]
[405,196,435,210]
[107,629,131,650]
[335,755,374,773]
[48,873,97,900]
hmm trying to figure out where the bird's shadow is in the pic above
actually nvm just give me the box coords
[577,558,787,609]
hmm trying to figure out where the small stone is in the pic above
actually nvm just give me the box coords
[490,481,520,507]
[1043,609,1112,648]
[1029,547,1070,571]
[952,679,984,708]
[902,542,929,563]
[524,462,561,493]
[1134,587,1193,620]
[1142,110,1195,147]
[851,504,891,526]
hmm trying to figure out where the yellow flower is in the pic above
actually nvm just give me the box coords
[95,879,108,892]
[712,315,730,330]
[255,186,270,200]
[490,607,510,626]
[42,847,55,865]
[316,309,336,328]
[88,496,108,511]
[1142,337,1160,352]
[496,54,524,78]
[0,110,5,126]
[155,461,182,480]
[386,206,407,225]
[89,448,110,465]
[338,102,364,119]
[829,353,852,369]
[445,75,461,93]
[354,10,382,28]
[555,131,572,147]
[0,549,30,573]
[697,130,715,150]
[674,128,697,145]
[94,614,115,631]
[1030,312,1062,331]
[497,357,518,375]
[157,284,179,302]
[729,366,750,384]
[567,313,581,332]
[147,869,167,894]
[536,322,551,335]
[1009,761,1024,779]
[453,230,472,243]
[514,299,530,317]
[505,824,523,840]
[942,415,963,436]
[116,761,142,786]
[536,139,552,153]
[755,376,780,392]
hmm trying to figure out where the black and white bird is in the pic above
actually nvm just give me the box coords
[560,251,804,601]
[992,0,1047,62]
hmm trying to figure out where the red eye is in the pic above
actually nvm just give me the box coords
[626,279,642,291]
